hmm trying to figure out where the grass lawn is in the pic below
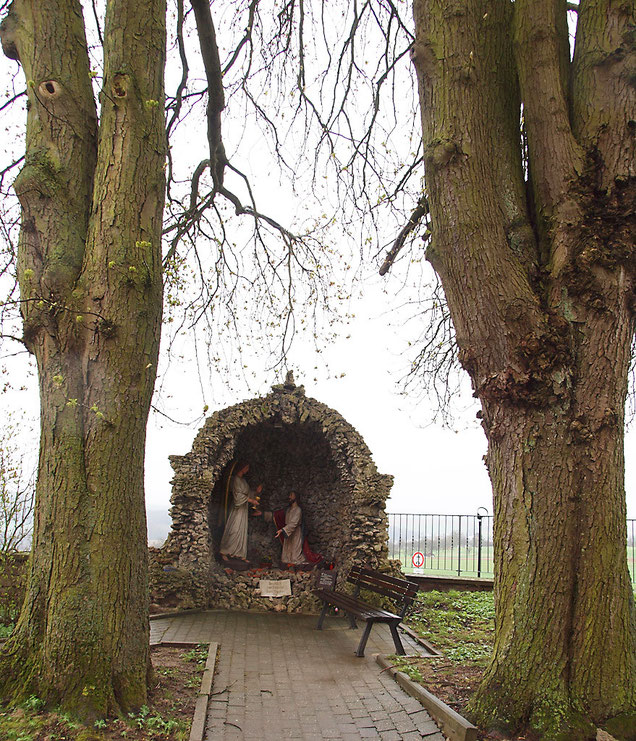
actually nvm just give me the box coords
[391,545,636,583]
[389,547,495,578]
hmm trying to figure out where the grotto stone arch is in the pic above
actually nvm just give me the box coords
[157,375,394,612]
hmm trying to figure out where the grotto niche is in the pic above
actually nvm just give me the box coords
[154,374,395,613]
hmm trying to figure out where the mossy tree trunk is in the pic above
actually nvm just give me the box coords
[0,0,166,718]
[411,1,635,738]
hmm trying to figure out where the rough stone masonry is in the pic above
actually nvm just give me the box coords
[151,374,396,613]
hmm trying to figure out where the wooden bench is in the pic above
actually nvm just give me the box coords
[314,565,419,657]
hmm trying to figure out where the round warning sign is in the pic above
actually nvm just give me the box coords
[412,551,424,568]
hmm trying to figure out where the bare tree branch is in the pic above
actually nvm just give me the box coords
[0,156,24,192]
[90,0,103,45]
[222,0,258,76]
[190,0,227,189]
[0,332,25,346]
[0,88,24,112]
[166,0,190,202]
[379,195,429,275]
[0,414,35,554]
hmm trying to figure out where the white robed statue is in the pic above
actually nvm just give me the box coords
[219,463,262,562]
[277,491,305,565]
[260,491,323,568]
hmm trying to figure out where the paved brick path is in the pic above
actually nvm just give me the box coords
[151,610,446,740]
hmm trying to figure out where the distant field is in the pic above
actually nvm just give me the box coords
[390,546,495,578]
[392,545,636,584]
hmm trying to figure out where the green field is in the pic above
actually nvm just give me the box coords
[391,545,636,584]
[390,546,495,578]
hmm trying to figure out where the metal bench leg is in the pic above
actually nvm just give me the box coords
[346,612,358,629]
[389,621,406,655]
[355,620,374,657]
[316,601,329,630]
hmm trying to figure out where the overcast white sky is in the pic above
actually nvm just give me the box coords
[2,0,633,547]
[5,297,635,547]
[142,282,636,543]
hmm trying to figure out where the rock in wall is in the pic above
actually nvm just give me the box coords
[155,376,394,612]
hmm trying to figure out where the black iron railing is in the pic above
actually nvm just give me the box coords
[388,512,636,584]
[629,518,636,585]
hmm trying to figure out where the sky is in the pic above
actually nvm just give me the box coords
[1,0,634,548]
[143,292,493,543]
[142,281,636,544]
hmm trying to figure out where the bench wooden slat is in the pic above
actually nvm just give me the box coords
[348,565,419,588]
[314,589,401,621]
[347,568,418,600]
[349,566,419,591]
[346,578,417,604]
[314,565,416,657]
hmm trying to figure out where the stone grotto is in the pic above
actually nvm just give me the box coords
[149,374,396,613]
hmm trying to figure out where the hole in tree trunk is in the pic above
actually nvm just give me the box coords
[39,80,60,97]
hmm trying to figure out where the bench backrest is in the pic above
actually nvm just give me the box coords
[347,566,419,617]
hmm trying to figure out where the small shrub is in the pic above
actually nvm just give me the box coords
[22,696,44,712]
[182,643,208,667]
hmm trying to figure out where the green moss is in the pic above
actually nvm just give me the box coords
[603,712,636,741]
[112,668,148,714]
[76,730,101,741]
[469,684,596,739]
[530,703,595,741]
[15,147,63,198]
[466,685,530,736]
[0,554,28,629]
[0,644,42,707]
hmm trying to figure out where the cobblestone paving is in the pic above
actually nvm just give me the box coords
[151,610,445,740]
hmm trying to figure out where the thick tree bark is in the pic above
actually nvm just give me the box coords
[412,0,636,738]
[0,0,166,718]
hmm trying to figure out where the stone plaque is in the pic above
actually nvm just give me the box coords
[259,579,292,597]
[317,570,337,590]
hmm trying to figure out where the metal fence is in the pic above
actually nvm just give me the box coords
[629,518,636,585]
[389,512,636,584]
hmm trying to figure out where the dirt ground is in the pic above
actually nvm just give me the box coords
[407,657,542,741]
[0,645,203,741]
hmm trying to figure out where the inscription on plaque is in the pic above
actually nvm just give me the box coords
[317,570,337,590]
[259,579,292,597]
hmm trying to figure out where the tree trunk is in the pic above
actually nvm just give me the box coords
[0,0,166,718]
[411,1,636,737]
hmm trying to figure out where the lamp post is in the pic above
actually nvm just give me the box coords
[476,507,489,578]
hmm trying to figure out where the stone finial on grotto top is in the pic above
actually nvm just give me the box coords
[271,370,304,395]
[284,370,295,389]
